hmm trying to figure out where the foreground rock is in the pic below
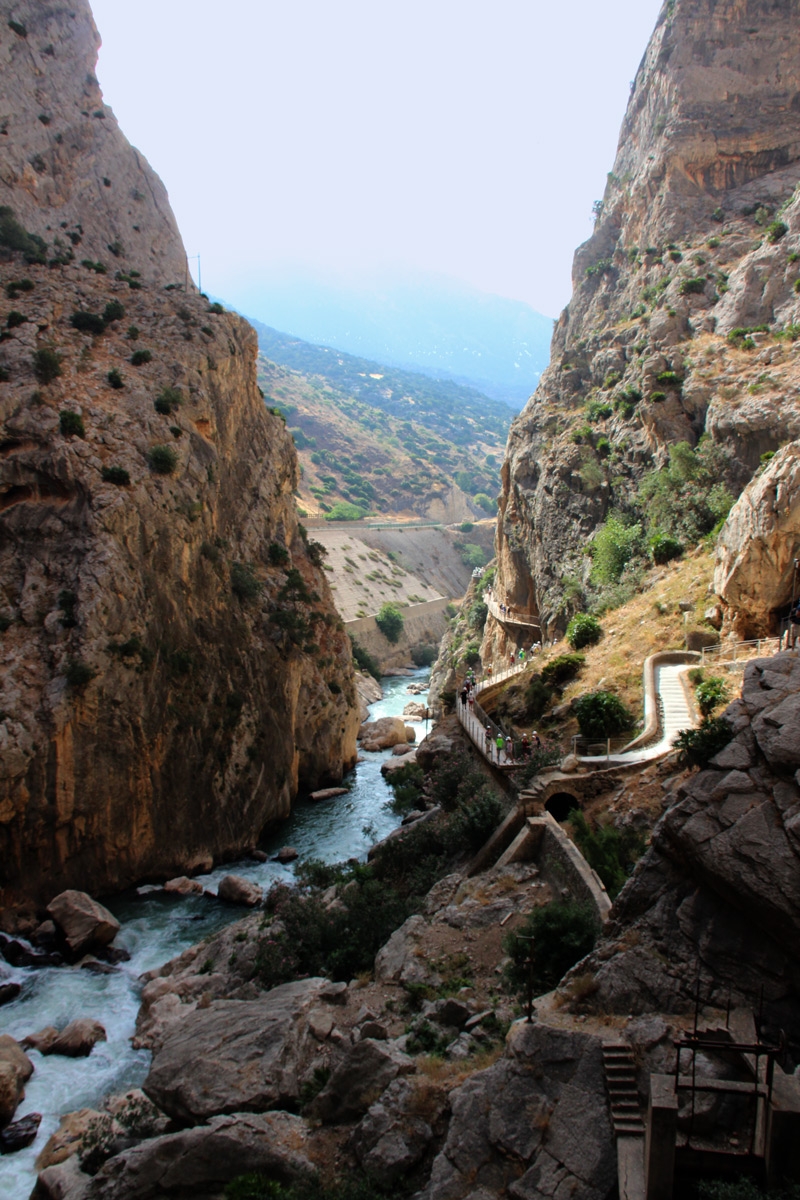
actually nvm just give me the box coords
[34,1112,314,1200]
[46,893,120,957]
[0,1035,34,1126]
[1,1110,41,1153]
[163,877,203,896]
[358,717,411,752]
[350,1077,445,1185]
[419,1022,615,1200]
[47,1020,107,1059]
[308,1038,416,1124]
[216,876,263,907]
[143,979,327,1122]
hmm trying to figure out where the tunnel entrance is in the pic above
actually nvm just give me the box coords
[545,792,580,822]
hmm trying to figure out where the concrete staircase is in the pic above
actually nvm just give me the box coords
[603,1043,645,1138]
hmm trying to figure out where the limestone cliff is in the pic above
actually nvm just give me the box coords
[490,0,800,651]
[0,1,359,909]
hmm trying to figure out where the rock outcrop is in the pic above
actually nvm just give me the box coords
[571,652,800,1044]
[0,1,359,909]
[489,0,800,649]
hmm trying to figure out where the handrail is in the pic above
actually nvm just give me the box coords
[483,591,542,632]
[701,637,782,667]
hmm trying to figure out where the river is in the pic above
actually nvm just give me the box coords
[0,670,429,1200]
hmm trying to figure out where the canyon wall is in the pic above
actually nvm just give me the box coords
[0,1,359,909]
[489,0,800,651]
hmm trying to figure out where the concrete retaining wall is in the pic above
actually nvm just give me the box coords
[494,813,612,923]
[346,598,452,671]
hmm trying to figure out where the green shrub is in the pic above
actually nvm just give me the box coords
[208,301,224,313]
[585,398,613,422]
[33,347,62,384]
[349,636,381,680]
[574,691,634,738]
[459,521,474,532]
[103,300,125,324]
[5,278,34,299]
[6,310,25,328]
[460,640,482,667]
[130,349,152,366]
[728,324,769,347]
[444,790,503,853]
[468,600,488,630]
[107,368,124,389]
[386,761,425,812]
[59,410,85,437]
[268,541,290,566]
[101,465,130,485]
[473,492,497,515]
[0,206,46,262]
[230,561,262,600]
[411,644,437,667]
[638,439,734,544]
[376,602,404,643]
[695,675,728,717]
[324,500,366,521]
[650,391,666,403]
[503,900,598,997]
[70,310,106,335]
[540,653,585,689]
[766,221,788,244]
[147,444,177,474]
[679,277,706,295]
[460,543,486,568]
[589,515,645,585]
[655,370,682,388]
[524,674,553,719]
[649,531,683,563]
[570,810,645,898]
[566,612,602,650]
[154,386,182,415]
[64,658,95,690]
[675,717,733,768]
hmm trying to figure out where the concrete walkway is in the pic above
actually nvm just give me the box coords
[485,592,541,632]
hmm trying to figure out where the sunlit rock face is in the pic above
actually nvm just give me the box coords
[0,1,359,908]
[488,0,800,655]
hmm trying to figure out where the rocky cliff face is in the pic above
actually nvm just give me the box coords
[490,0,800,649]
[0,1,359,909]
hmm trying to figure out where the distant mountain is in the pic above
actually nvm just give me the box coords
[229,273,554,408]
[249,321,513,521]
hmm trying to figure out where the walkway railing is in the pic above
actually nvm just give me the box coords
[701,637,782,668]
[457,660,529,769]
[484,592,542,633]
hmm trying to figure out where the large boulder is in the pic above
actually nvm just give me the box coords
[415,734,454,771]
[216,875,263,907]
[46,892,120,956]
[143,978,326,1122]
[358,717,409,751]
[34,1113,314,1200]
[308,1038,416,1124]
[47,1020,107,1059]
[418,1022,615,1200]
[374,915,440,987]
[0,1035,34,1126]
[350,1077,443,1185]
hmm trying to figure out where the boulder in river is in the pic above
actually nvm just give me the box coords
[0,1034,34,1126]
[0,982,21,1007]
[163,877,203,896]
[216,876,263,907]
[143,978,327,1122]
[47,1019,107,1058]
[46,891,120,956]
[309,787,348,801]
[0,1110,41,1153]
[22,1027,59,1054]
[358,716,410,751]
[274,847,299,864]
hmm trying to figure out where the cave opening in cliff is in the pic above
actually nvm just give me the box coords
[545,792,580,822]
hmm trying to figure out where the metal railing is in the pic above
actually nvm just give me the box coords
[701,637,782,668]
[457,660,529,768]
[483,592,542,632]
[570,735,635,759]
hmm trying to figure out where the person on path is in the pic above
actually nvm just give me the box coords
[505,735,513,763]
[531,730,541,751]
[495,733,505,763]
[485,724,493,755]
[509,651,515,667]
[486,664,492,679]
[521,732,529,760]
[459,686,468,708]
[468,691,475,712]
[518,648,526,664]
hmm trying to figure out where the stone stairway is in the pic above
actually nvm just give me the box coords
[603,1043,645,1138]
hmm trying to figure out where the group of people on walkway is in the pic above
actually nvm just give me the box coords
[482,724,542,765]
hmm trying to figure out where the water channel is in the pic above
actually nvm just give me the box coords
[0,670,430,1200]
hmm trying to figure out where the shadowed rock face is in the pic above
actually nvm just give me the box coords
[0,1,359,908]
[570,652,800,1047]
[488,0,800,651]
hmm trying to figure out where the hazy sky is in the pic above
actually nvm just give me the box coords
[90,0,664,318]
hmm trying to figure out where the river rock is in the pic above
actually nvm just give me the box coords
[36,1109,106,1170]
[350,1077,441,1185]
[309,787,348,801]
[22,1027,60,1054]
[274,847,299,864]
[46,892,120,956]
[415,734,454,770]
[0,1110,41,1153]
[404,725,417,743]
[381,752,418,776]
[0,1035,34,1126]
[308,1038,416,1124]
[358,717,409,751]
[163,876,203,896]
[217,876,263,906]
[47,1020,107,1058]
[418,1021,615,1200]
[143,978,327,1122]
[33,1113,313,1200]
[403,702,427,719]
[0,982,21,1007]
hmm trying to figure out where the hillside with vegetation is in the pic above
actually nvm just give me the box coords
[252,323,511,520]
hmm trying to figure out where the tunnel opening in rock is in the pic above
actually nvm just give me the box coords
[545,792,580,822]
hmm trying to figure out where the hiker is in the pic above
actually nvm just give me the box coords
[518,647,526,664]
[468,690,475,712]
[486,663,492,679]
[485,723,493,755]
[521,732,529,760]
[509,651,515,667]
[531,730,541,751]
[459,686,468,708]
[505,735,513,763]
[495,733,505,763]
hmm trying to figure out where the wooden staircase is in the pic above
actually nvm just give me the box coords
[603,1043,645,1138]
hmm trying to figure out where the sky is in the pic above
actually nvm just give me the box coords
[90,0,664,320]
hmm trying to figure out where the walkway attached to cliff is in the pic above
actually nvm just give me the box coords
[456,655,700,770]
[484,592,542,633]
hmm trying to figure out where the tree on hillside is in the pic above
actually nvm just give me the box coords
[376,602,404,643]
